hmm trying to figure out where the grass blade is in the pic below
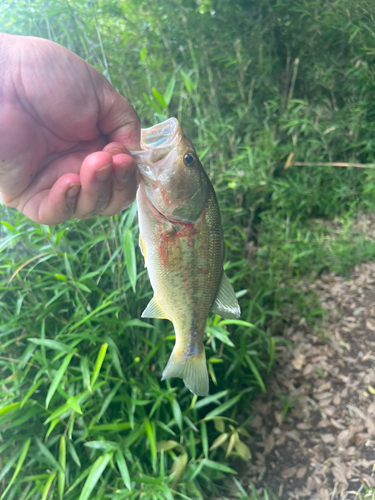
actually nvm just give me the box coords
[145,418,157,472]
[245,355,266,392]
[78,453,112,500]
[115,449,131,491]
[0,438,31,500]
[90,343,108,389]
[204,394,241,420]
[58,436,66,500]
[35,438,64,474]
[28,338,75,353]
[46,353,74,408]
[163,76,176,105]
[41,470,57,500]
[124,229,137,292]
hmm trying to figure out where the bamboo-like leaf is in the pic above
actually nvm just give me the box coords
[90,343,108,389]
[58,436,66,500]
[0,438,31,500]
[45,419,60,440]
[46,353,74,408]
[0,447,21,482]
[200,421,208,458]
[21,378,44,408]
[35,438,64,474]
[170,452,188,487]
[41,470,57,500]
[78,453,112,500]
[156,440,179,452]
[213,418,225,433]
[0,402,20,417]
[152,87,167,109]
[124,229,137,292]
[234,439,252,461]
[80,356,91,391]
[209,433,229,451]
[66,439,81,468]
[245,355,266,392]
[180,69,194,93]
[202,458,237,474]
[204,394,241,420]
[67,396,83,415]
[163,76,176,106]
[143,93,163,114]
[170,398,182,431]
[145,418,157,472]
[206,326,235,347]
[28,338,75,353]
[115,449,131,491]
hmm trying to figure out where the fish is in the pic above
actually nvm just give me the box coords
[132,117,240,397]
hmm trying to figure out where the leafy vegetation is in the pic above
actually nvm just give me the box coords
[1,0,375,498]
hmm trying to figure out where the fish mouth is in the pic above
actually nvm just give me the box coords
[140,117,179,150]
[131,118,181,182]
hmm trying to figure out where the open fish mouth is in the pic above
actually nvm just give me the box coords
[131,117,180,155]
[131,117,181,181]
[141,117,180,150]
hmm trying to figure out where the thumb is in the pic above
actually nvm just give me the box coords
[91,66,141,151]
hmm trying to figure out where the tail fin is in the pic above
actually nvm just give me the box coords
[161,348,209,397]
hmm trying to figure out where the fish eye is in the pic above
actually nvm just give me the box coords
[183,153,195,167]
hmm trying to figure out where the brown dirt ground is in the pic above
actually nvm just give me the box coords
[244,261,375,499]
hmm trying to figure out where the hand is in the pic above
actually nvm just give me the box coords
[0,33,141,225]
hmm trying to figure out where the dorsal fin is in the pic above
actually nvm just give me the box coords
[211,272,241,319]
[141,296,167,319]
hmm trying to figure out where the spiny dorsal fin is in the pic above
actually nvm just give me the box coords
[141,296,167,319]
[211,271,241,319]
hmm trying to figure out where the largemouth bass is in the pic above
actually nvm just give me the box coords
[133,118,240,396]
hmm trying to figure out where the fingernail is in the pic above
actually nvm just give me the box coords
[115,163,135,183]
[96,163,112,182]
[66,183,80,210]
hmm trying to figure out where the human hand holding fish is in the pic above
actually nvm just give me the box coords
[0,33,140,224]
[133,118,240,396]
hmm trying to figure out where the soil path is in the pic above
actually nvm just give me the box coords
[246,262,375,499]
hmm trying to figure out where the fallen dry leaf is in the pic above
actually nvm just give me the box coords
[281,466,297,478]
[321,433,336,444]
[264,434,274,455]
[296,466,307,478]
[320,488,330,500]
[332,462,348,486]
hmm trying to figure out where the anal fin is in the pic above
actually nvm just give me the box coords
[211,271,241,319]
[141,296,167,319]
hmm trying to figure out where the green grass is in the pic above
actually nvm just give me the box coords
[2,0,375,498]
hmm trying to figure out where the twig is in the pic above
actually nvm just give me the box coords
[288,57,299,102]
[290,161,375,169]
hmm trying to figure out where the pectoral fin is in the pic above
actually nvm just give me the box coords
[139,234,147,267]
[211,271,241,319]
[141,296,167,319]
